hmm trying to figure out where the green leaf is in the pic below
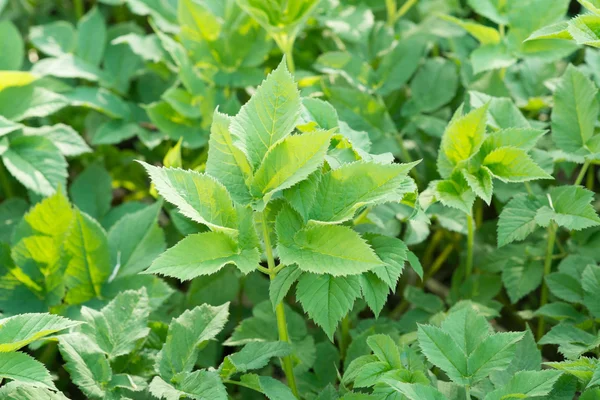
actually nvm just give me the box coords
[107,201,166,277]
[502,259,544,303]
[64,210,111,304]
[157,303,229,381]
[545,273,584,304]
[535,186,600,230]
[365,234,407,289]
[308,161,418,223]
[582,264,600,318]
[437,105,488,178]
[539,324,600,359]
[278,223,384,276]
[482,147,552,182]
[64,87,130,119]
[146,231,258,280]
[58,333,111,398]
[382,381,447,400]
[76,6,107,66]
[296,273,361,340]
[31,54,104,81]
[484,370,563,400]
[435,175,476,215]
[149,370,227,400]
[366,334,402,369]
[206,110,253,205]
[230,59,301,169]
[440,15,501,44]
[30,21,76,57]
[0,352,55,390]
[497,194,542,247]
[462,168,494,204]
[417,324,469,385]
[140,162,238,234]
[69,164,112,220]
[145,101,205,149]
[269,264,302,310]
[0,313,79,352]
[481,128,546,153]
[22,124,91,157]
[0,85,68,121]
[2,136,67,196]
[551,64,599,155]
[80,289,150,359]
[410,58,459,113]
[467,331,526,383]
[225,341,292,374]
[251,130,331,202]
[0,21,24,70]
[359,273,389,318]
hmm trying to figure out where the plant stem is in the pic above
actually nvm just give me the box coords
[575,160,591,186]
[74,0,84,18]
[465,385,471,400]
[396,0,418,20]
[587,164,595,191]
[339,315,351,361]
[274,34,296,74]
[260,213,299,398]
[537,222,557,341]
[465,213,475,280]
[421,243,454,285]
[0,161,14,199]
[385,0,396,26]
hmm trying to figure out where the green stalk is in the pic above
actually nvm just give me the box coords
[0,161,14,199]
[385,0,396,26]
[339,315,351,361]
[465,385,471,400]
[537,222,557,340]
[575,159,591,186]
[260,213,299,398]
[274,34,296,74]
[396,0,418,20]
[74,0,84,18]
[465,213,475,280]
[587,165,595,191]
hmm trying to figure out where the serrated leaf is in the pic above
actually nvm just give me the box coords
[0,313,79,352]
[539,324,600,359]
[0,352,55,390]
[206,110,253,205]
[140,162,237,234]
[308,161,418,223]
[107,201,166,277]
[535,186,600,230]
[502,259,544,303]
[270,265,302,310]
[482,147,552,182]
[80,289,150,359]
[251,130,331,202]
[296,273,361,340]
[149,370,227,400]
[146,231,258,280]
[437,105,488,178]
[58,333,111,398]
[157,303,229,381]
[546,272,584,304]
[484,370,563,400]
[365,234,407,289]
[435,176,476,215]
[359,273,389,318]
[226,341,292,374]
[366,334,402,369]
[582,264,600,318]
[497,194,542,247]
[69,163,112,220]
[2,136,67,196]
[417,324,469,385]
[64,210,111,304]
[230,60,301,169]
[467,331,525,383]
[551,64,599,155]
[382,381,447,400]
[462,168,493,204]
[278,223,384,276]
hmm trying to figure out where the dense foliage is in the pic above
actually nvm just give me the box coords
[1,0,600,399]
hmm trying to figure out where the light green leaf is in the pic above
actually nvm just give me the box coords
[0,313,79,352]
[278,223,384,276]
[382,381,447,400]
[2,136,67,196]
[226,341,292,374]
[535,186,600,230]
[308,161,418,223]
[366,334,402,369]
[462,168,493,204]
[269,264,302,310]
[0,21,24,70]
[146,231,258,280]
[0,352,55,390]
[145,101,206,149]
[0,85,68,121]
[365,234,407,289]
[31,54,104,81]
[76,6,107,66]
[140,162,238,234]
[359,273,389,318]
[440,14,500,44]
[417,324,469,385]
[64,210,111,304]
[64,87,130,119]
[410,58,459,113]
[30,21,76,57]
[149,370,227,400]
[582,264,600,318]
[230,59,301,169]
[80,289,150,359]
[70,164,112,220]
[251,130,331,202]
[22,124,91,157]
[296,273,361,340]
[107,201,165,277]
[481,128,546,153]
[482,147,552,182]
[434,175,476,215]
[157,303,229,381]
[497,194,543,247]
[437,105,488,178]
[206,110,253,205]
[484,370,563,400]
[466,331,525,383]
[551,64,599,155]
[58,333,111,398]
